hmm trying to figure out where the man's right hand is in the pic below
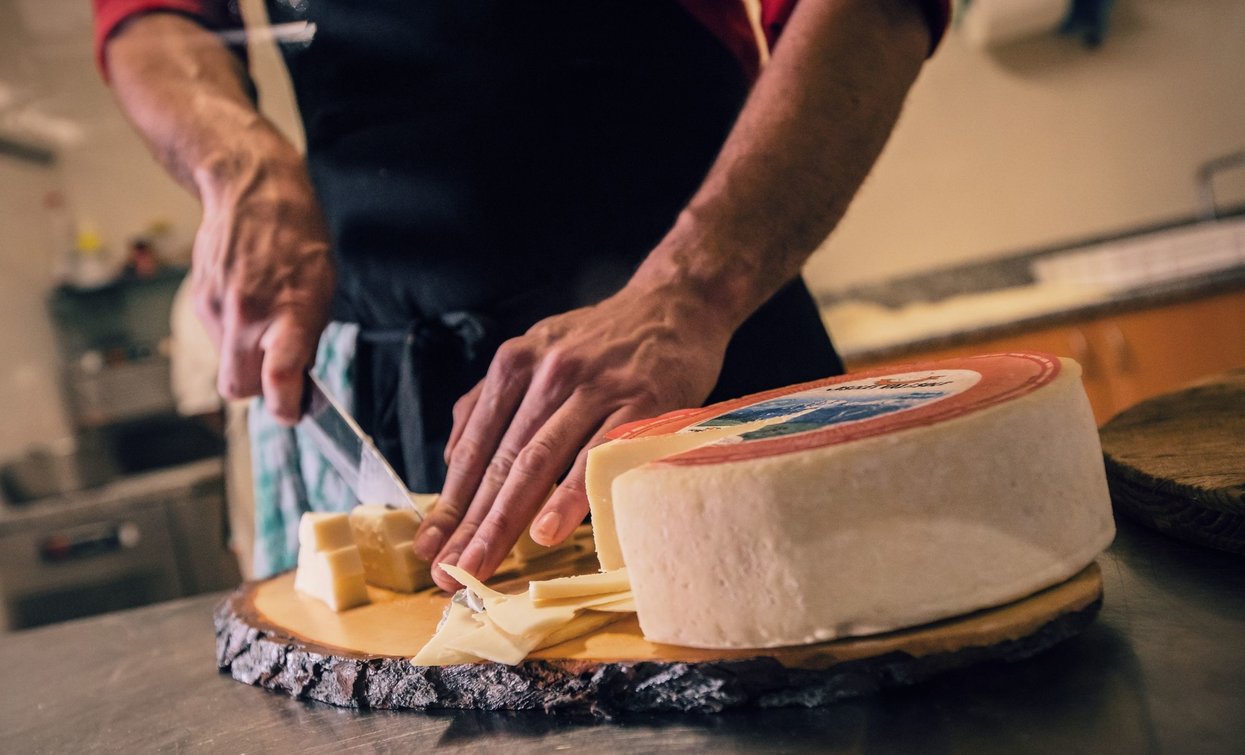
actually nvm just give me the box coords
[102,12,334,424]
[190,133,334,424]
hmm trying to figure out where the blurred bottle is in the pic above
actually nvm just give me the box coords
[73,227,114,289]
[44,190,78,284]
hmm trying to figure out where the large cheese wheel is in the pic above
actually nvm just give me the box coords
[586,352,1114,650]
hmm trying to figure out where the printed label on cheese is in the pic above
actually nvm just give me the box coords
[607,352,1061,465]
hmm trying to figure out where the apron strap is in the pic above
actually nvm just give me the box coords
[359,311,497,492]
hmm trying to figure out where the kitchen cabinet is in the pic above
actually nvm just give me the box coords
[846,288,1245,424]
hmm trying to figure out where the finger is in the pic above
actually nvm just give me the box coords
[531,406,645,547]
[259,311,317,425]
[216,288,265,401]
[413,344,531,561]
[424,377,581,592]
[444,382,483,465]
[429,351,593,586]
[450,392,605,585]
[191,286,224,350]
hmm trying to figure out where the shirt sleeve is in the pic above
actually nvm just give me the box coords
[92,0,244,79]
[762,0,953,56]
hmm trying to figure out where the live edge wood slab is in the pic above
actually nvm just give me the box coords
[216,542,1104,715]
[1100,370,1245,556]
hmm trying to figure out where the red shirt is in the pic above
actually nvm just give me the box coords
[94,0,950,81]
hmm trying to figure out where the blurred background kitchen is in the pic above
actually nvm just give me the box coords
[0,0,1241,631]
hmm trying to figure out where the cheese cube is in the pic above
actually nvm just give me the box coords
[298,512,355,552]
[294,512,370,611]
[349,504,433,593]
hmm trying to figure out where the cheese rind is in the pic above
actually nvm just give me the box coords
[596,354,1115,649]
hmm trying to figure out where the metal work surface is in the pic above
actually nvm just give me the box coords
[3,518,1242,753]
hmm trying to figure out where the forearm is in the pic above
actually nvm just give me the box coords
[104,12,296,197]
[631,0,930,333]
[104,12,333,419]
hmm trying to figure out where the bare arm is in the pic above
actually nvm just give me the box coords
[420,0,932,590]
[105,13,333,422]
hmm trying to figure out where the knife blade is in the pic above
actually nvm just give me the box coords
[298,374,423,519]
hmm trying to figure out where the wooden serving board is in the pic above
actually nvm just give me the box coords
[216,536,1104,715]
[1100,369,1245,555]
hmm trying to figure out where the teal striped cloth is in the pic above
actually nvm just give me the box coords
[249,322,360,578]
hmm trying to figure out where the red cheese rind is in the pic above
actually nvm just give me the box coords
[606,352,1062,466]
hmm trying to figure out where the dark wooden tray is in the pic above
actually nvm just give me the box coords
[1101,370,1245,555]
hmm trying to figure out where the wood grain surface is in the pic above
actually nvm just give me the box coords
[1100,369,1245,554]
[215,544,1105,714]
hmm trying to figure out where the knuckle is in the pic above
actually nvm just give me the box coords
[475,514,512,550]
[451,436,484,469]
[492,340,531,377]
[430,498,465,525]
[232,290,265,322]
[484,451,515,486]
[513,437,557,479]
[444,519,478,547]
[262,360,299,386]
[558,471,587,496]
[541,348,581,384]
[193,295,222,328]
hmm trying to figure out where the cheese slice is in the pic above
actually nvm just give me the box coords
[528,568,630,602]
[294,512,370,612]
[588,353,1116,649]
[584,595,638,613]
[348,504,433,592]
[412,562,636,666]
[409,600,483,666]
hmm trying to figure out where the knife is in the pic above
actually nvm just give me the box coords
[298,373,424,519]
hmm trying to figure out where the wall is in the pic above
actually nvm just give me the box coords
[0,157,74,459]
[804,0,1245,293]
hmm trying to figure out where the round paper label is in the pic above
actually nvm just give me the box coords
[607,352,1062,465]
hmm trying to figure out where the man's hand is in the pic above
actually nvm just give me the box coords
[414,281,734,591]
[414,0,931,590]
[103,13,334,423]
[190,135,334,423]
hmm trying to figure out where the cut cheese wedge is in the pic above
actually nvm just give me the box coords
[587,353,1116,649]
[348,504,433,592]
[293,513,370,612]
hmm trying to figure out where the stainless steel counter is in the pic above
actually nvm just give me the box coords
[3,518,1243,753]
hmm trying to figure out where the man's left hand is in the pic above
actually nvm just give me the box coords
[413,281,732,591]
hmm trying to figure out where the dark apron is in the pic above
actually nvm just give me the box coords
[267,0,844,492]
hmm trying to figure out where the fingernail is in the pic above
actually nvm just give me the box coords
[414,526,443,561]
[457,543,485,576]
[436,555,461,588]
[532,511,562,545]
